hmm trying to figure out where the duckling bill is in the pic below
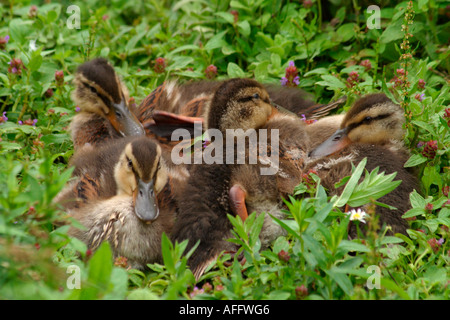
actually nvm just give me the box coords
[70,58,145,149]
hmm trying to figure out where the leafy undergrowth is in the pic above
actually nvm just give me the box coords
[0,1,449,300]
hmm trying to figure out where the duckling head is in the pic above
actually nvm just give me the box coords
[310,93,405,158]
[205,78,275,132]
[114,137,168,222]
[72,58,145,137]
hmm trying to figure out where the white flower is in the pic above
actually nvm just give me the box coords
[29,40,37,52]
[345,208,368,223]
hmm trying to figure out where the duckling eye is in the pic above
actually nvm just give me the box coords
[363,116,372,123]
[115,110,123,119]
[252,93,260,100]
[126,157,132,168]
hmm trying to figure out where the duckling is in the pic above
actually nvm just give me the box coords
[56,136,178,268]
[305,93,417,237]
[171,78,311,279]
[138,80,345,142]
[309,93,406,158]
[70,58,145,150]
[58,136,169,219]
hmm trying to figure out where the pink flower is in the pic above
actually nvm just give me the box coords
[422,140,438,159]
[281,61,300,87]
[0,112,7,124]
[418,79,426,90]
[55,70,64,86]
[8,58,24,75]
[0,35,9,50]
[415,93,425,102]
[346,71,360,88]
[360,59,372,71]
[154,57,167,74]
[75,106,81,112]
[205,64,218,79]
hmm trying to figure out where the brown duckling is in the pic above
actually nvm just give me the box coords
[56,136,179,268]
[70,58,145,150]
[138,80,344,143]
[171,78,311,279]
[305,93,417,237]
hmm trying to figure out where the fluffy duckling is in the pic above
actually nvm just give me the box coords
[306,93,417,237]
[138,80,344,143]
[309,93,406,158]
[172,78,311,279]
[58,136,169,221]
[56,136,178,268]
[70,58,145,149]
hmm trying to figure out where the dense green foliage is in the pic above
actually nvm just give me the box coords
[0,0,449,300]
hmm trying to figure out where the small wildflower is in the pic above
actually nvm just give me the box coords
[281,61,300,87]
[417,79,426,90]
[205,64,218,79]
[346,71,360,88]
[27,206,36,215]
[55,70,64,86]
[44,88,53,98]
[75,106,81,113]
[295,285,308,299]
[425,203,433,213]
[189,286,204,299]
[28,5,38,18]
[34,243,40,250]
[414,93,425,102]
[303,0,313,9]
[86,249,93,258]
[0,35,9,50]
[0,112,8,124]
[202,139,210,149]
[47,109,55,115]
[19,119,38,126]
[102,14,109,21]
[442,186,449,197]
[422,140,438,159]
[154,57,167,74]
[416,141,424,148]
[114,256,128,268]
[428,238,442,253]
[278,250,290,262]
[230,10,239,23]
[345,208,368,223]
[202,282,213,293]
[8,58,25,75]
[396,68,405,76]
[444,108,450,127]
[29,40,37,52]
[360,59,372,71]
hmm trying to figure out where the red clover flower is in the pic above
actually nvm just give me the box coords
[422,140,438,159]
[281,61,299,87]
[205,64,218,79]
[8,58,24,75]
[154,57,167,74]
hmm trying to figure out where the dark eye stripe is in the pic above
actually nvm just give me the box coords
[347,113,392,132]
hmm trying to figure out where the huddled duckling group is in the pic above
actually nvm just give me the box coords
[56,58,419,279]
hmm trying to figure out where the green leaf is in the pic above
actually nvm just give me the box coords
[404,153,427,167]
[204,30,228,51]
[334,158,367,207]
[227,62,246,78]
[316,74,346,91]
